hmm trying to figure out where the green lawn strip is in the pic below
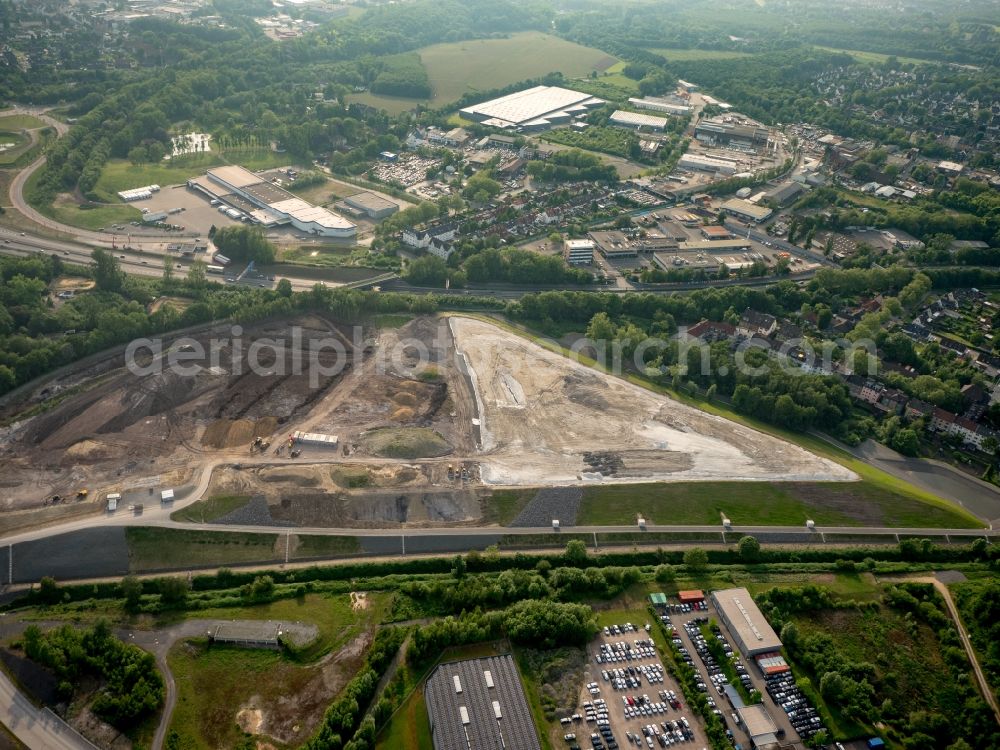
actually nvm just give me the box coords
[481,488,536,525]
[375,684,432,749]
[126,528,281,571]
[513,648,556,750]
[48,201,142,231]
[646,47,753,61]
[169,495,251,523]
[0,114,46,130]
[293,534,362,559]
[445,313,983,529]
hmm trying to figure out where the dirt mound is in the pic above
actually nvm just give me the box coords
[359,427,451,458]
[390,407,415,422]
[201,417,278,448]
[65,439,112,460]
[393,391,417,407]
[99,370,197,434]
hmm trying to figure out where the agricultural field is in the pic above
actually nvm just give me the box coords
[349,32,619,112]
[91,156,224,202]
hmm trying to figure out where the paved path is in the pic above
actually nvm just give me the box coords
[896,575,1000,725]
[832,437,1000,527]
[0,668,97,750]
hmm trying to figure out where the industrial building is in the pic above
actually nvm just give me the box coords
[459,85,604,131]
[190,166,357,238]
[609,110,669,131]
[679,238,753,252]
[677,153,738,175]
[564,238,595,265]
[425,654,541,750]
[695,118,769,149]
[334,191,399,220]
[700,225,732,240]
[589,230,679,258]
[628,97,691,116]
[721,198,773,224]
[291,431,339,448]
[711,587,783,657]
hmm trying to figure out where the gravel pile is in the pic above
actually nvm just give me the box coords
[509,487,583,527]
[212,495,296,527]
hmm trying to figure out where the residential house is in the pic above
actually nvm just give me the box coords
[905,399,934,420]
[737,308,778,338]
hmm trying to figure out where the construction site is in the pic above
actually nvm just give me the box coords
[0,314,855,535]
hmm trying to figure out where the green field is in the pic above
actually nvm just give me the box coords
[350,31,618,112]
[481,488,536,525]
[813,45,935,66]
[92,156,225,201]
[126,528,281,571]
[48,199,142,231]
[647,47,753,61]
[0,130,30,166]
[170,495,252,523]
[0,114,46,130]
[168,593,383,749]
[576,480,979,528]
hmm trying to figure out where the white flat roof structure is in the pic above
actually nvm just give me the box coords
[721,198,773,223]
[628,97,691,115]
[711,587,782,656]
[610,110,669,130]
[208,165,263,189]
[270,198,356,232]
[291,431,339,446]
[460,85,604,129]
[566,239,595,250]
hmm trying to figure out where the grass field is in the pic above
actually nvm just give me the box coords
[126,528,281,571]
[0,130,30,166]
[92,156,225,201]
[170,494,250,523]
[646,47,753,61]
[48,198,142,231]
[168,593,383,749]
[349,31,619,112]
[576,479,978,528]
[0,114,46,130]
[813,45,935,66]
[596,61,641,93]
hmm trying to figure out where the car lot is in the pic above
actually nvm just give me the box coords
[660,598,824,748]
[560,620,710,750]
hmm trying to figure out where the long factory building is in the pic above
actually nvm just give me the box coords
[189,165,357,238]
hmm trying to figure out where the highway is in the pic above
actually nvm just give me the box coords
[0,668,97,750]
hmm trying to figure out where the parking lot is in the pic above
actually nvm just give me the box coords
[660,597,825,748]
[559,619,710,750]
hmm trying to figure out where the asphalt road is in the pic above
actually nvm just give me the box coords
[0,668,97,750]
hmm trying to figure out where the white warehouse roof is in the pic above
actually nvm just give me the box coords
[609,110,669,130]
[459,85,604,128]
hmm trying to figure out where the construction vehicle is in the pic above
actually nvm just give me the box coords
[76,489,88,499]
[290,449,301,458]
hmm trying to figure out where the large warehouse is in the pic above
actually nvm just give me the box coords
[194,165,357,238]
[609,110,669,131]
[711,587,783,657]
[721,198,773,224]
[425,654,541,750]
[459,85,604,131]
